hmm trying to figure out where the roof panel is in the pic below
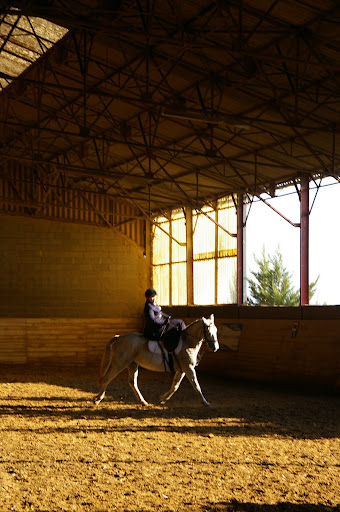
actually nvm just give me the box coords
[0,0,339,215]
[0,8,67,90]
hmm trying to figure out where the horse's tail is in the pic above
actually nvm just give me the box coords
[98,335,119,386]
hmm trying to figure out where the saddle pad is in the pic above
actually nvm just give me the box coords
[148,339,182,356]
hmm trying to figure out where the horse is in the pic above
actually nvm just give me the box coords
[94,314,219,407]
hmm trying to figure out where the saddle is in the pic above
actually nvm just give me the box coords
[148,338,182,356]
[148,338,182,373]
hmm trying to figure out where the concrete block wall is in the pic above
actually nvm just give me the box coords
[0,214,149,318]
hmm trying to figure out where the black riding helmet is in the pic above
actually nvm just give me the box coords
[145,288,157,298]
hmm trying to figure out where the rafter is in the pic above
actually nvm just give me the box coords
[0,0,339,219]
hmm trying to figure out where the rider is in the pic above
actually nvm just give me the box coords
[143,288,186,351]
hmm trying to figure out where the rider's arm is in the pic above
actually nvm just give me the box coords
[147,303,168,326]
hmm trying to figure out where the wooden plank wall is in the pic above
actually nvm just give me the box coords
[0,322,27,364]
[0,308,339,392]
[0,318,143,366]
[199,318,339,392]
[167,305,340,392]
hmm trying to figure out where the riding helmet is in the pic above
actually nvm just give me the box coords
[145,288,157,298]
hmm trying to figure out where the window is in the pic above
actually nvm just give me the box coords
[152,198,237,305]
[193,205,216,304]
[216,196,237,303]
[152,209,187,306]
[193,198,237,304]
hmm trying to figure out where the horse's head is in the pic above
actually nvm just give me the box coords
[202,314,219,352]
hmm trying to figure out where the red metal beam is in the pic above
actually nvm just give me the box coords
[300,177,309,305]
[237,193,244,305]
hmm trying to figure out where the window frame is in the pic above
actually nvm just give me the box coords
[152,198,237,306]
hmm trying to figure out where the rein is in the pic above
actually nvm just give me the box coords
[184,320,208,346]
[158,319,214,372]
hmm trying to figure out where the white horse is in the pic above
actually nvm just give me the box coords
[94,314,219,407]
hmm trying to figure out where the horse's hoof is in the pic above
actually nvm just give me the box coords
[203,401,211,407]
[93,399,101,406]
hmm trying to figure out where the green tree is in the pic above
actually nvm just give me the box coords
[247,247,319,306]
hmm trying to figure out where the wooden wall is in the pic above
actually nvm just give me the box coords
[0,318,143,366]
[167,305,340,392]
[0,307,338,392]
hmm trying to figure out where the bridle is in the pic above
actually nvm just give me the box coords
[176,318,219,368]
[184,319,217,350]
[204,320,219,349]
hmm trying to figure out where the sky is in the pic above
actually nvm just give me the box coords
[245,177,340,306]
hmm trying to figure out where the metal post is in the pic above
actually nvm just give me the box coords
[237,193,244,305]
[186,208,194,305]
[300,177,309,305]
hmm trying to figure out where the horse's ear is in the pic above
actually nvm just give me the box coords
[209,314,214,323]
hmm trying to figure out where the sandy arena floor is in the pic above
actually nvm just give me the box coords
[0,365,339,512]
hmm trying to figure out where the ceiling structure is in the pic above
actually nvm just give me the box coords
[0,0,339,220]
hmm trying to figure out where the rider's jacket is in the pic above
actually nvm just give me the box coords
[143,300,170,340]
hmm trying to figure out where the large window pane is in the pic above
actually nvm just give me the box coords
[152,211,186,306]
[193,207,215,257]
[171,263,187,305]
[153,264,169,306]
[171,210,186,263]
[217,257,237,304]
[194,260,215,305]
[217,199,237,257]
[153,217,169,264]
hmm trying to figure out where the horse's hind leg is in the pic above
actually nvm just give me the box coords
[127,362,149,406]
[94,364,125,406]
[160,371,185,405]
[184,364,211,406]
[94,369,117,405]
[94,387,107,406]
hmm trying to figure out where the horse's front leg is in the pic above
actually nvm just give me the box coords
[127,362,150,406]
[184,364,211,406]
[160,371,185,405]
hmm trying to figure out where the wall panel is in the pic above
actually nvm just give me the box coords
[166,305,340,392]
[0,160,145,249]
[0,214,148,317]
[0,318,143,365]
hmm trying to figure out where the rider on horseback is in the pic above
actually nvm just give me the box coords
[143,288,186,352]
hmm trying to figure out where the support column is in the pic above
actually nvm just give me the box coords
[144,218,152,287]
[300,177,309,305]
[186,208,194,305]
[237,193,244,305]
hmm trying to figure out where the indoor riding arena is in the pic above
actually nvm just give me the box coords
[0,2,339,512]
